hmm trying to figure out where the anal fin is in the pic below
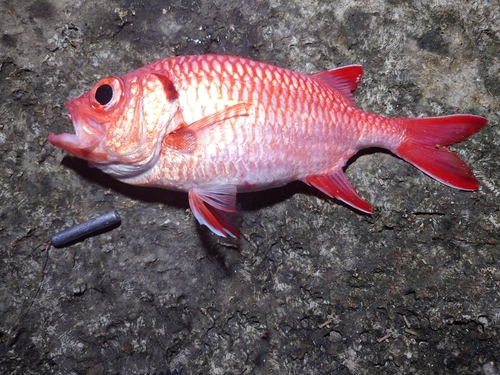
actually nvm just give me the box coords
[188,185,239,238]
[303,171,374,214]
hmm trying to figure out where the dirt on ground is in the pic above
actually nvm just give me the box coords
[1,0,499,374]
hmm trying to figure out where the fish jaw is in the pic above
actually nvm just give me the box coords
[48,98,109,162]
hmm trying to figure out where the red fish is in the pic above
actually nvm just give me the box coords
[48,54,487,237]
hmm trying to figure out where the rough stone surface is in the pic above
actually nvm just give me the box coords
[1,0,499,374]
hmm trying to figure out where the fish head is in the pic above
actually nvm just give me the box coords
[48,70,180,178]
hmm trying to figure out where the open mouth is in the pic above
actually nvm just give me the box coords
[48,100,105,160]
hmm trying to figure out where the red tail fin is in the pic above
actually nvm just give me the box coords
[395,115,487,190]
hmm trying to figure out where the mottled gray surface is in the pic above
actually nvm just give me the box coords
[1,0,499,374]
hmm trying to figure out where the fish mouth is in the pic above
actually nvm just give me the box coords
[48,100,107,161]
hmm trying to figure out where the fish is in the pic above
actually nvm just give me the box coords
[48,54,487,237]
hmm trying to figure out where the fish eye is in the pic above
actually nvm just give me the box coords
[95,84,113,105]
[90,77,123,112]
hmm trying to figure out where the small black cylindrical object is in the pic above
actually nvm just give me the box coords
[50,210,121,247]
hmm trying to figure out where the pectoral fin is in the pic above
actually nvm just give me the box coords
[163,103,252,153]
[188,185,239,238]
[184,103,252,132]
[303,170,373,214]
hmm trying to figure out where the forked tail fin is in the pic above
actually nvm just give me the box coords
[395,115,487,190]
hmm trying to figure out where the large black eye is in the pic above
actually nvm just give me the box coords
[95,84,113,105]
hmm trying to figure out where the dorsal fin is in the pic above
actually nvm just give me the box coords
[310,65,363,107]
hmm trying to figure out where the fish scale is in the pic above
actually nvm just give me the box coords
[48,54,487,237]
[152,55,369,189]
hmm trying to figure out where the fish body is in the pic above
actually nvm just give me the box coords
[48,54,487,237]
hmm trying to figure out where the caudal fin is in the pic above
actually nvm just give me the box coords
[395,115,487,190]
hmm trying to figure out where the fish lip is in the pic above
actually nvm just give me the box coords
[67,99,105,144]
[48,99,105,157]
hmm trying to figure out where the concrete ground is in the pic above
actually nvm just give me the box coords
[0,0,499,374]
